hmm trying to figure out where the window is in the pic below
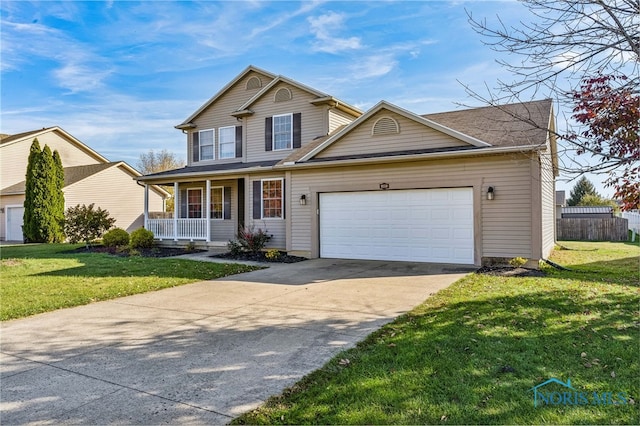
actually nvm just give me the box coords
[210,187,224,219]
[218,127,236,159]
[262,179,283,219]
[187,188,202,218]
[273,113,292,150]
[199,129,214,161]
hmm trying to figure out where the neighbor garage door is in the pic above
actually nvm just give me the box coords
[6,206,24,242]
[319,188,474,264]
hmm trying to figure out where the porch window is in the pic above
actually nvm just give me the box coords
[187,188,202,218]
[218,126,236,159]
[210,187,223,219]
[199,129,214,161]
[262,179,283,219]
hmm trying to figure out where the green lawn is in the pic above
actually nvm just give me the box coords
[0,243,259,321]
[235,241,640,425]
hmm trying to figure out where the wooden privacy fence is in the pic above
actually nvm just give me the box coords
[556,217,629,241]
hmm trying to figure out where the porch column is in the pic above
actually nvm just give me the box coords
[143,184,149,229]
[205,179,211,242]
[174,182,179,241]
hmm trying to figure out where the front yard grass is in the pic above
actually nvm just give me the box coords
[0,243,259,321]
[235,241,640,425]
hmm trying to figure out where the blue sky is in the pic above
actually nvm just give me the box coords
[0,1,613,196]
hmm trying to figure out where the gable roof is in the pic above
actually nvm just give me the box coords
[296,101,492,163]
[176,65,277,129]
[423,99,553,148]
[0,126,110,164]
[1,162,170,198]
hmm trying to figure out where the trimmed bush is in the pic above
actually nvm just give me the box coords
[102,228,130,248]
[130,228,155,249]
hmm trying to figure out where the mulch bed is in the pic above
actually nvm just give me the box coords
[475,266,546,277]
[66,246,206,258]
[211,251,307,263]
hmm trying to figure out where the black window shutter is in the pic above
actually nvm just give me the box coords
[235,126,242,158]
[224,187,231,220]
[252,180,262,219]
[180,189,187,218]
[192,132,199,163]
[265,117,273,151]
[293,113,301,149]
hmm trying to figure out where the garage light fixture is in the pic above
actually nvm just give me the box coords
[379,183,390,190]
[299,194,307,205]
[487,186,495,200]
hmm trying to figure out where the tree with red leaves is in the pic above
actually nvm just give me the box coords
[567,74,639,211]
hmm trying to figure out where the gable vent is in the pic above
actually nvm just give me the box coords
[372,116,400,135]
[246,76,262,90]
[274,87,292,102]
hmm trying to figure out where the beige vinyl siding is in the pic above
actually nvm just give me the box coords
[539,145,556,258]
[315,110,470,159]
[188,71,274,166]
[64,165,164,232]
[1,131,103,190]
[328,108,355,133]
[246,84,326,163]
[0,194,25,240]
[248,174,286,249]
[289,154,536,262]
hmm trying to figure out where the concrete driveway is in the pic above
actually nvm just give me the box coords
[0,258,472,424]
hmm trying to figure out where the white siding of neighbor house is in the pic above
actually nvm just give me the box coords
[288,153,538,263]
[328,108,356,133]
[173,180,238,242]
[315,110,470,159]
[1,130,104,190]
[64,165,164,233]
[248,173,287,249]
[187,70,275,166]
[0,194,24,241]
[245,84,327,163]
[540,143,556,259]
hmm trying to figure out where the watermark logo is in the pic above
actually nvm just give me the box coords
[529,377,627,407]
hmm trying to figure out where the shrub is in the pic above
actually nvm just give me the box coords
[64,204,116,247]
[509,257,528,268]
[227,240,243,256]
[130,228,155,249]
[236,226,271,254]
[102,228,130,248]
[265,249,281,261]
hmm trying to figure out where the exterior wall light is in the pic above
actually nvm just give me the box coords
[379,183,390,190]
[299,194,307,205]
[487,186,495,200]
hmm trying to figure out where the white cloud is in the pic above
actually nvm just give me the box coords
[349,54,397,79]
[308,11,362,53]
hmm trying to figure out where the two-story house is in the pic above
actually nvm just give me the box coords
[137,65,558,267]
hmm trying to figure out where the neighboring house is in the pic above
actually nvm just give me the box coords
[137,65,558,267]
[561,206,614,219]
[556,190,566,219]
[0,127,168,241]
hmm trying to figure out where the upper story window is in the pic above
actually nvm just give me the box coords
[192,126,242,163]
[198,129,214,161]
[273,114,293,151]
[218,126,236,159]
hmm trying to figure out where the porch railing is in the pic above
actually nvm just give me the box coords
[147,219,208,240]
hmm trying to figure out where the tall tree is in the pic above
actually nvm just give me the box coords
[567,176,599,206]
[466,0,639,209]
[52,150,66,242]
[23,139,43,242]
[137,149,184,212]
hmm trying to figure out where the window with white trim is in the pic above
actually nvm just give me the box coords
[210,187,224,219]
[273,113,292,150]
[198,129,214,161]
[218,127,236,159]
[187,188,203,218]
[262,179,283,219]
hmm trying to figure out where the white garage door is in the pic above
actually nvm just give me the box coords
[6,206,24,241]
[320,188,474,264]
